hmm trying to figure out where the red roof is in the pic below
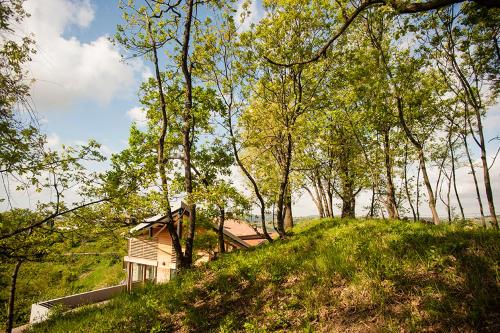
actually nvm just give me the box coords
[223,219,269,246]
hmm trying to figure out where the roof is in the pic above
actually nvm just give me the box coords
[144,214,163,223]
[129,222,151,233]
[129,205,189,233]
[221,219,269,246]
[220,228,251,248]
[129,209,270,248]
[223,219,260,236]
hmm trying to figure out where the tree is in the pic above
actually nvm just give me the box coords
[189,138,250,254]
[116,0,229,266]
[363,14,449,224]
[1,2,112,330]
[0,140,108,332]
[194,8,274,241]
[415,4,499,228]
[238,0,333,235]
[194,180,249,254]
[265,0,500,67]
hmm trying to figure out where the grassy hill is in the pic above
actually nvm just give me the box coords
[29,218,499,332]
[0,237,126,329]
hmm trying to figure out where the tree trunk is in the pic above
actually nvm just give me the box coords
[404,145,417,221]
[180,0,196,267]
[416,164,421,221]
[218,206,225,254]
[434,152,447,207]
[284,187,293,230]
[449,135,465,220]
[323,176,334,217]
[383,129,399,219]
[314,184,327,217]
[339,132,356,218]
[6,261,22,333]
[316,173,331,217]
[418,148,440,224]
[326,184,334,218]
[276,132,293,238]
[447,176,452,222]
[462,132,485,227]
[305,185,323,217]
[340,176,356,218]
[474,111,498,229]
[369,183,376,218]
[146,16,184,265]
[341,195,356,218]
[313,179,325,218]
[397,97,439,225]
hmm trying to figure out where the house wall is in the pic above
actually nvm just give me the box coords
[156,227,176,282]
[126,218,256,286]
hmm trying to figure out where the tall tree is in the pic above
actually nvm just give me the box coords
[116,0,230,266]
[195,9,274,241]
[417,4,499,228]
[239,0,333,235]
[1,2,111,330]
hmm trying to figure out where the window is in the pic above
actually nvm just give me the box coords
[132,263,143,282]
[146,266,156,280]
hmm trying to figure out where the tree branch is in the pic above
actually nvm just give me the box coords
[0,198,110,240]
[265,0,498,67]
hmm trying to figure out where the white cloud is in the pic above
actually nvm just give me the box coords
[22,0,145,112]
[126,106,147,127]
[46,132,60,148]
[100,144,113,157]
[39,114,49,124]
[484,101,500,131]
[235,0,264,32]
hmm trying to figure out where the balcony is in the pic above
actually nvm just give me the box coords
[128,237,158,261]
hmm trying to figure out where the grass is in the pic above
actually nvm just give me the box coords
[0,238,126,329]
[29,218,499,332]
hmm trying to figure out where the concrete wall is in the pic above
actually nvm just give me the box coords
[30,283,141,324]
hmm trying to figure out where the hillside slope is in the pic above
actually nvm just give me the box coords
[1,238,126,329]
[30,219,499,332]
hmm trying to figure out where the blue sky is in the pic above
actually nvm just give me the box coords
[24,0,265,156]
[18,0,500,218]
[23,0,147,156]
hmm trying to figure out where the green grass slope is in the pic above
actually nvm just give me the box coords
[30,219,499,332]
[1,238,126,328]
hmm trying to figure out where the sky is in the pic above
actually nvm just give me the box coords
[11,0,500,219]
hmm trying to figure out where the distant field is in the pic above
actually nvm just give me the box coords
[29,218,500,332]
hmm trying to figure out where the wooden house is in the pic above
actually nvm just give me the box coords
[124,204,270,290]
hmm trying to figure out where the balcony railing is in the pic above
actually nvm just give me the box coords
[128,237,158,261]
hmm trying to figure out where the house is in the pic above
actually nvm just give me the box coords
[124,204,270,290]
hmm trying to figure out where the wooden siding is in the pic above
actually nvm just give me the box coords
[128,237,158,260]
